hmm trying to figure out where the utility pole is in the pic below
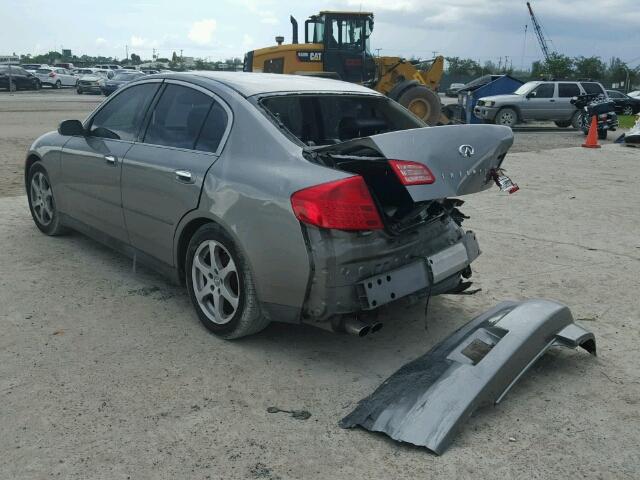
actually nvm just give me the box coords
[180,49,183,61]
[152,48,156,60]
[375,48,381,57]
[125,44,128,60]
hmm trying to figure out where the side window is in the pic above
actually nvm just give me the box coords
[608,91,623,98]
[558,83,580,98]
[90,83,160,141]
[263,58,284,73]
[581,82,604,95]
[144,84,214,150]
[195,102,229,153]
[531,83,555,98]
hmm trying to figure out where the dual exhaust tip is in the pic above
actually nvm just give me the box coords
[342,317,383,337]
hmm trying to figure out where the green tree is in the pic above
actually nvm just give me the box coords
[544,53,574,79]
[574,56,606,80]
[130,53,141,64]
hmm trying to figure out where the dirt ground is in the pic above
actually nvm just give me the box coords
[1,89,639,479]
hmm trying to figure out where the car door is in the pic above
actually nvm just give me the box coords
[121,81,231,265]
[522,83,556,120]
[556,83,581,120]
[606,91,625,113]
[62,68,76,86]
[59,81,162,242]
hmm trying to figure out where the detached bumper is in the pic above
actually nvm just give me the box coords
[341,299,596,454]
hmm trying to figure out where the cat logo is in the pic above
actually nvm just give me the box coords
[297,51,323,62]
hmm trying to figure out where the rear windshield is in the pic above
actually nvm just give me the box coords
[36,68,52,73]
[581,82,604,95]
[260,94,425,146]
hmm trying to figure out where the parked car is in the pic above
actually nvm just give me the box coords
[101,70,145,95]
[24,72,515,339]
[0,65,41,91]
[21,63,49,73]
[94,64,122,71]
[628,90,640,99]
[73,68,98,76]
[605,90,640,115]
[445,82,465,97]
[34,67,77,89]
[77,70,114,94]
[53,63,75,70]
[474,80,607,128]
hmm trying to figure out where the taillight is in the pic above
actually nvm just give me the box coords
[388,160,435,185]
[48,72,55,77]
[291,176,383,231]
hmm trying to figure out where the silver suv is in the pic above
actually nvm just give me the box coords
[474,80,607,128]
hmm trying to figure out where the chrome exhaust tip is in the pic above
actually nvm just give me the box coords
[343,318,372,337]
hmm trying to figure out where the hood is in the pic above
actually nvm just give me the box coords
[310,124,514,203]
[479,94,522,103]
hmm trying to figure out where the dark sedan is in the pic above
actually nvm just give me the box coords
[606,90,640,115]
[0,65,41,91]
[101,70,146,96]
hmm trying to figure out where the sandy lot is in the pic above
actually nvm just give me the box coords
[1,90,639,479]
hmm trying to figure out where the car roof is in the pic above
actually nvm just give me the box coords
[154,71,380,97]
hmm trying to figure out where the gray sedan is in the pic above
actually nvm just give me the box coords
[25,72,514,339]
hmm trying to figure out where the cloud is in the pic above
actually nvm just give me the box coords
[188,19,218,45]
[242,34,254,47]
[130,35,158,48]
[95,37,107,46]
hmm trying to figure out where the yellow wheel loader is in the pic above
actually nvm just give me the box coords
[243,11,444,125]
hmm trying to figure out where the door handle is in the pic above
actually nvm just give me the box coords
[550,99,555,102]
[104,155,117,165]
[175,170,194,183]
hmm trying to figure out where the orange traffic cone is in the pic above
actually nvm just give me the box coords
[582,115,601,148]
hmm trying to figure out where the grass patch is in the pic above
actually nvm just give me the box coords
[618,115,637,129]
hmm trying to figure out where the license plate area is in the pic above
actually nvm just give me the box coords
[427,242,469,284]
[358,260,429,310]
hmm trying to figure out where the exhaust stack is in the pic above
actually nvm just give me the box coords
[290,15,299,44]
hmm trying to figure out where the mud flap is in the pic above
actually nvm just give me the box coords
[340,299,596,454]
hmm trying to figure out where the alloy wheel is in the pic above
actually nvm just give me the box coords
[623,105,633,116]
[30,171,54,226]
[191,240,240,325]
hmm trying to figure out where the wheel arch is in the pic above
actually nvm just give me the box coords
[24,153,42,190]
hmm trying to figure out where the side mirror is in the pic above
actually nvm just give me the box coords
[526,91,536,99]
[58,119,85,136]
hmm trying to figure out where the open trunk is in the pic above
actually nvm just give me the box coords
[305,125,514,231]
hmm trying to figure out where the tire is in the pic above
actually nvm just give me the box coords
[8,81,16,92]
[77,87,83,94]
[34,80,41,90]
[397,85,441,126]
[54,80,61,89]
[571,111,582,129]
[597,129,607,140]
[185,223,269,339]
[494,107,518,127]
[554,120,571,128]
[26,163,68,236]
[622,105,633,116]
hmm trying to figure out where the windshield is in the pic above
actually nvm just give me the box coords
[514,82,540,95]
[36,68,52,74]
[113,72,142,80]
[328,17,367,50]
[260,94,424,146]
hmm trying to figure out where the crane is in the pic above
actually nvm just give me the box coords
[526,2,552,62]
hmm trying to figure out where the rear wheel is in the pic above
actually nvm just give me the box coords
[554,120,571,128]
[27,163,67,236]
[622,105,634,116]
[34,80,41,90]
[186,223,269,339]
[397,85,441,126]
[495,107,518,127]
[54,80,61,89]
[571,111,582,129]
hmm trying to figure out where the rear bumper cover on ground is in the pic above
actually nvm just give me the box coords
[340,299,596,454]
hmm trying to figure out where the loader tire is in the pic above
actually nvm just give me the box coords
[397,85,441,126]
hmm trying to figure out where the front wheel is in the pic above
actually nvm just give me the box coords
[622,105,634,116]
[186,223,269,339]
[54,80,61,89]
[495,108,518,127]
[27,163,67,236]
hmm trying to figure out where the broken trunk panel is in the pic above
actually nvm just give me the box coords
[340,299,596,455]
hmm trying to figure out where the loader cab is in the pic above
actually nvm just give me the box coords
[305,11,376,84]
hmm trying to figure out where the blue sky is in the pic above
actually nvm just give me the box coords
[1,0,639,67]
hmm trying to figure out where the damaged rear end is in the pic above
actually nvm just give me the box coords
[292,124,514,333]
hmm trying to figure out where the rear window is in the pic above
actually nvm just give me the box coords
[581,82,604,95]
[36,68,52,74]
[558,83,580,97]
[260,94,424,146]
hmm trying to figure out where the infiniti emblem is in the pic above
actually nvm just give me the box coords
[458,145,474,157]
